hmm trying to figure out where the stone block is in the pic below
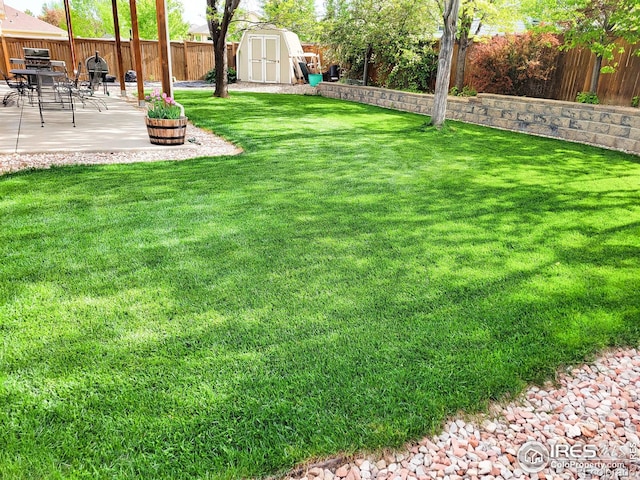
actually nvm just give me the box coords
[579,109,598,121]
[549,116,571,128]
[480,97,501,109]
[593,133,619,149]
[460,103,476,114]
[569,119,589,130]
[483,107,502,119]
[615,138,639,155]
[526,124,558,136]
[492,99,516,110]
[490,117,519,130]
[418,99,433,110]
[557,127,597,144]
[608,125,631,138]
[598,111,625,125]
[526,103,563,116]
[561,107,580,119]
[585,121,611,135]
[517,112,535,123]
[464,113,483,125]
[533,114,549,124]
[621,115,640,129]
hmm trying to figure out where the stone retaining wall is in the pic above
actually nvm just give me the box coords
[317,83,640,156]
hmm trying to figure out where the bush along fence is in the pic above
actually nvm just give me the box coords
[318,83,640,156]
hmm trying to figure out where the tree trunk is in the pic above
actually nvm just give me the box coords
[430,0,461,128]
[214,38,228,98]
[363,44,372,86]
[454,14,472,91]
[207,0,241,99]
[589,54,602,93]
[454,34,469,91]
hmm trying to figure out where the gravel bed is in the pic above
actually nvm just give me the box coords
[0,122,241,176]
[288,347,639,480]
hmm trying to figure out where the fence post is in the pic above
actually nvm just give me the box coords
[183,40,189,81]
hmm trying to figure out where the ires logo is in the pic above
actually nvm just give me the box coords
[517,442,599,474]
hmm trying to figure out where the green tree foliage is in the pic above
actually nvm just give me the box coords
[523,0,640,92]
[321,0,439,88]
[43,0,189,40]
[118,0,189,40]
[385,42,439,92]
[261,0,320,41]
[226,8,252,42]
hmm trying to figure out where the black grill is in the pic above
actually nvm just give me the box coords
[23,48,51,70]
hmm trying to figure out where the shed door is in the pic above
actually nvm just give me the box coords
[264,36,280,83]
[248,35,280,83]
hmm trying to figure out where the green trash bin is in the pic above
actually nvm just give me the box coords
[308,73,322,86]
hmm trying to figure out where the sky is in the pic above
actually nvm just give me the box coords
[4,0,263,26]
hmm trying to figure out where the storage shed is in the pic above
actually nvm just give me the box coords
[236,25,317,84]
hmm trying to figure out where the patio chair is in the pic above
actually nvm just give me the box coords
[55,62,108,112]
[35,71,76,127]
[1,69,33,106]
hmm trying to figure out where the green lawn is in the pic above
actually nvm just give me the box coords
[0,91,639,479]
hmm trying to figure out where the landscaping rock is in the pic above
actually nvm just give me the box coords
[285,347,639,480]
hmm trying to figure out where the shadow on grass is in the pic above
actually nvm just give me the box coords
[1,92,639,479]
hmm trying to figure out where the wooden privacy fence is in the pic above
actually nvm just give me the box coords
[448,39,639,107]
[552,40,640,107]
[1,35,232,81]
[1,35,322,84]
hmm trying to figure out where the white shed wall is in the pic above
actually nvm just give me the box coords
[236,26,305,84]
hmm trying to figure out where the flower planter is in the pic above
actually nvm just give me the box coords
[145,116,188,145]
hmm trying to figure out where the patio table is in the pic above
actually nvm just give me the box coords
[11,69,74,126]
[10,68,64,85]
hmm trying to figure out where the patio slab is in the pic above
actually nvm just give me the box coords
[0,103,21,154]
[1,88,154,154]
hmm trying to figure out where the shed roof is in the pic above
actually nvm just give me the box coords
[241,25,305,56]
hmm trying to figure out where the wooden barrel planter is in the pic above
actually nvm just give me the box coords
[145,116,188,145]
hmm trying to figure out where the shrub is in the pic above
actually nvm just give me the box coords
[632,96,639,108]
[450,85,477,97]
[384,43,439,92]
[576,91,599,104]
[468,32,560,97]
[204,67,237,84]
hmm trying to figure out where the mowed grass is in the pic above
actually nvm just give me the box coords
[1,91,639,479]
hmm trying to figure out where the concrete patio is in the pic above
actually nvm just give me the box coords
[0,86,162,154]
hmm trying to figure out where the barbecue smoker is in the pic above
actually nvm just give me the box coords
[86,52,109,94]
